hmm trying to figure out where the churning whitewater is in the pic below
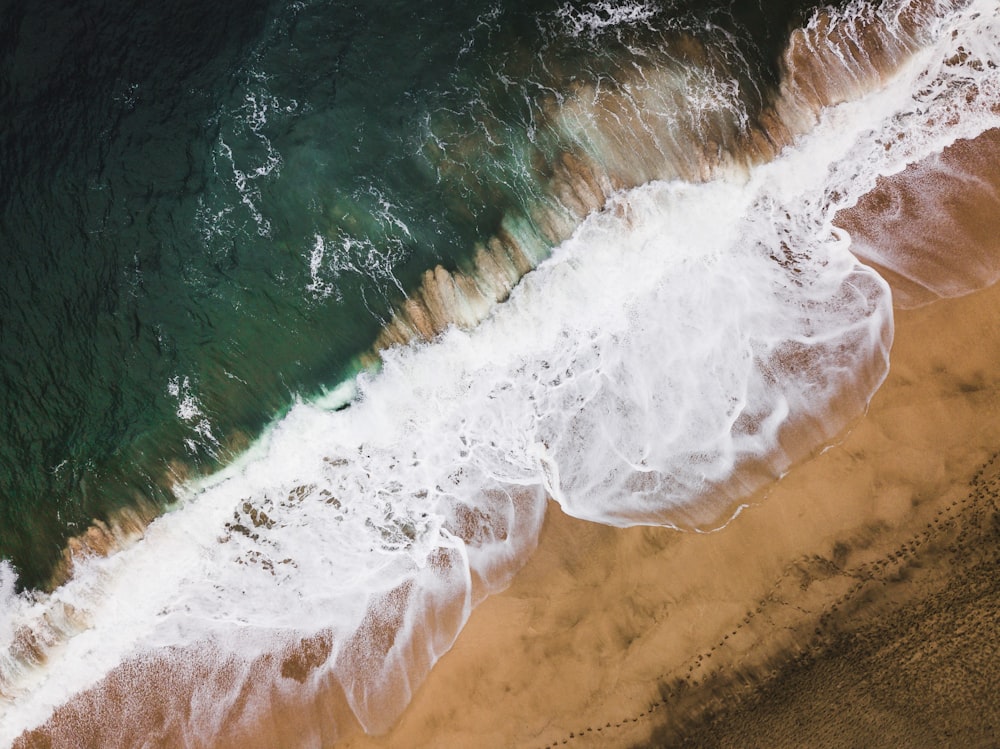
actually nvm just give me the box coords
[2,0,1000,743]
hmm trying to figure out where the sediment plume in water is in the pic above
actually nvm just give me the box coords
[371,0,993,357]
[372,29,761,354]
[3,0,1000,746]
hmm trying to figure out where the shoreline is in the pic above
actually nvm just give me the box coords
[334,257,1000,749]
[13,111,1000,749]
[4,1,1000,745]
[328,130,1000,748]
[16,151,1000,749]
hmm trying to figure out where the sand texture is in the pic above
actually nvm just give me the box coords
[647,457,1000,748]
[17,282,1000,749]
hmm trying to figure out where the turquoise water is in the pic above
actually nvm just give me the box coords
[0,0,821,589]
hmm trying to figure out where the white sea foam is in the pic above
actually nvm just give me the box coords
[210,85,288,239]
[554,1,659,37]
[822,0,1000,299]
[2,0,999,744]
[167,375,221,456]
[306,233,334,299]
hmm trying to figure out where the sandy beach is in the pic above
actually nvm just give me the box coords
[330,135,1000,749]
[327,289,1000,749]
[17,273,1000,749]
[14,139,1000,749]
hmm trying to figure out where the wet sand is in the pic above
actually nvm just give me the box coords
[837,129,1000,308]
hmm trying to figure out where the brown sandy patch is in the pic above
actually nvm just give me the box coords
[642,454,1000,747]
[11,636,362,749]
[836,128,1000,307]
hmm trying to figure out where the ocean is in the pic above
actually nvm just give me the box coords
[1,0,998,744]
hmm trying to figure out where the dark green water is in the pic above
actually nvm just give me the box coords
[0,0,823,590]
